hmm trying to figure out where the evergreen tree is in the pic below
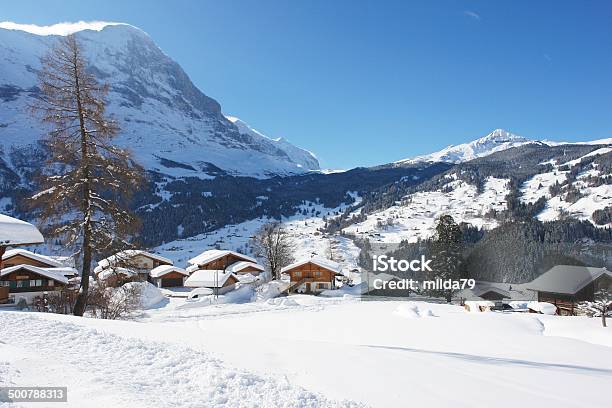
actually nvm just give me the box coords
[30,35,144,316]
[431,215,463,302]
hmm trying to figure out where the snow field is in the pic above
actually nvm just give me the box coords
[0,312,361,408]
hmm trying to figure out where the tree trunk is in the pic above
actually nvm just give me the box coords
[603,307,608,328]
[72,46,93,317]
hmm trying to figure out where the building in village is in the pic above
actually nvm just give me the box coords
[0,214,47,304]
[184,250,265,292]
[149,265,189,288]
[187,250,262,272]
[94,250,173,285]
[281,257,343,294]
[527,265,612,315]
[184,269,240,294]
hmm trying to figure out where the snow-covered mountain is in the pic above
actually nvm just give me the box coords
[397,129,536,164]
[0,21,319,180]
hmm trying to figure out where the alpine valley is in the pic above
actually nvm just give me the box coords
[1,22,611,282]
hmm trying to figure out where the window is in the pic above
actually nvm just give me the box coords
[36,280,43,287]
[315,271,321,277]
[16,280,24,288]
[48,280,54,287]
[295,271,301,278]
[9,281,17,289]
[29,280,36,287]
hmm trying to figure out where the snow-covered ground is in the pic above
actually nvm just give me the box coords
[344,177,509,242]
[1,297,611,407]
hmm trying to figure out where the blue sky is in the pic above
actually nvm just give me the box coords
[2,0,612,168]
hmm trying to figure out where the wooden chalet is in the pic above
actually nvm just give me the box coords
[185,250,265,291]
[227,261,265,275]
[95,250,173,283]
[527,265,612,315]
[149,265,189,288]
[0,214,44,271]
[281,257,343,294]
[187,250,259,271]
[0,264,69,304]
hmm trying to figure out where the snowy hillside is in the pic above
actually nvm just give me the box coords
[397,129,536,164]
[521,147,612,224]
[344,176,510,242]
[344,146,612,243]
[0,21,319,181]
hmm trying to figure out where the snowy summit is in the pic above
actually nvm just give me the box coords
[398,129,534,164]
[0,21,127,36]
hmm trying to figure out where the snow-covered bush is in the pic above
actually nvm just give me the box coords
[578,289,612,327]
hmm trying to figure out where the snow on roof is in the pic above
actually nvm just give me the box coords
[0,214,44,246]
[527,265,612,295]
[184,270,238,288]
[97,267,138,281]
[186,264,199,274]
[0,264,69,284]
[2,248,63,267]
[227,261,265,273]
[44,267,79,277]
[281,257,342,274]
[97,250,172,269]
[188,250,256,266]
[149,265,188,278]
[0,21,126,36]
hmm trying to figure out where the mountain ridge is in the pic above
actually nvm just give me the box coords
[0,21,320,181]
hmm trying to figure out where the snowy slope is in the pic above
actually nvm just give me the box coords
[397,129,535,164]
[0,21,319,180]
[344,176,510,242]
[344,146,612,244]
[520,147,612,224]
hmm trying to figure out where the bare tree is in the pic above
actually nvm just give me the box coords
[87,281,142,320]
[251,221,295,280]
[578,289,612,327]
[30,35,144,316]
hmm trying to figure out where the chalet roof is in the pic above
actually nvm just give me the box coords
[97,250,172,270]
[188,250,256,266]
[0,264,69,284]
[149,265,188,278]
[527,265,612,295]
[44,267,79,277]
[2,248,64,268]
[472,284,511,298]
[97,267,138,281]
[0,214,44,246]
[184,269,238,288]
[227,261,265,273]
[281,257,342,275]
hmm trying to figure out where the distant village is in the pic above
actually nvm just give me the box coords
[1,213,611,318]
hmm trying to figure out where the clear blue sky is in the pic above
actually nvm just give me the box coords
[3,0,612,168]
